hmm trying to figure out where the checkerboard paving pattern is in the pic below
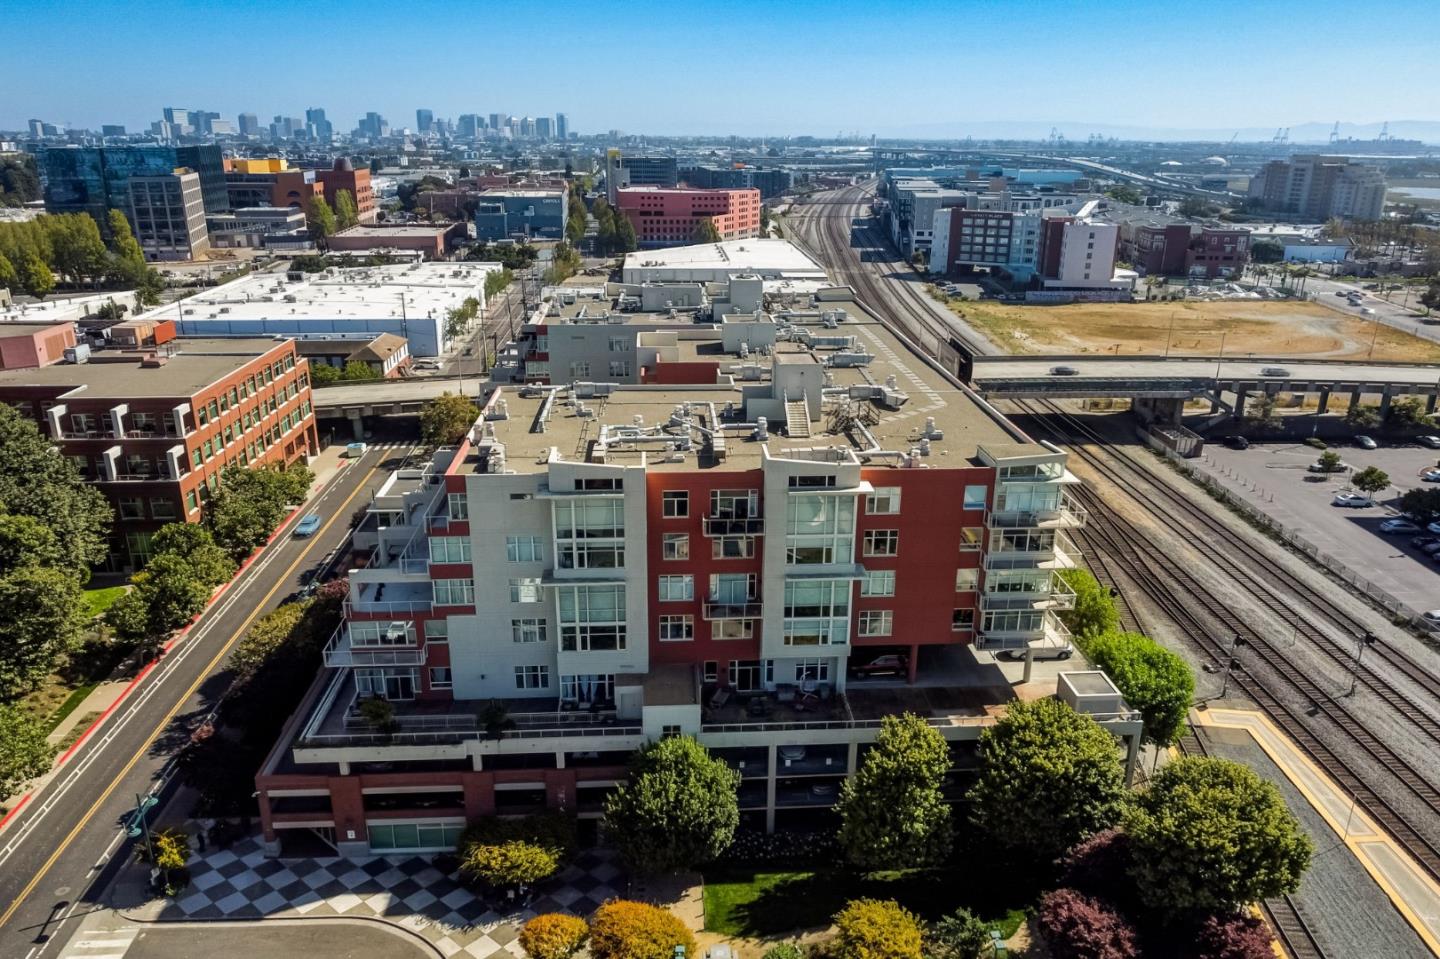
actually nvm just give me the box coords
[167,837,626,956]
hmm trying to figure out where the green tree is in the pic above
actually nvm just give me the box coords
[309,363,341,385]
[1344,404,1381,428]
[0,252,17,291]
[104,552,211,646]
[333,189,360,230]
[1104,184,1144,205]
[691,216,722,244]
[615,216,638,255]
[340,360,379,381]
[50,214,107,287]
[1316,449,1343,472]
[1385,396,1432,429]
[836,713,953,869]
[484,268,514,298]
[150,523,236,587]
[1244,392,1281,430]
[206,465,313,558]
[1086,631,1194,746]
[602,735,740,873]
[1351,466,1390,495]
[107,209,146,266]
[18,250,54,298]
[1400,487,1440,524]
[0,513,62,573]
[1250,239,1284,264]
[1127,756,1312,916]
[546,243,582,284]
[968,698,1128,864]
[419,392,480,448]
[831,899,924,959]
[925,908,992,959]
[461,839,560,887]
[1420,279,1440,312]
[0,565,89,697]
[588,900,697,959]
[0,703,56,797]
[1057,568,1119,642]
[0,404,113,573]
[306,195,338,244]
[520,913,590,959]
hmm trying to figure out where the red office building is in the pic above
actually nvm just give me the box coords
[615,187,761,247]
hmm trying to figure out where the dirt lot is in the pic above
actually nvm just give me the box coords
[950,298,1440,362]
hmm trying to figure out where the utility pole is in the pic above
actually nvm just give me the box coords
[1218,635,1247,699]
[1347,631,1379,697]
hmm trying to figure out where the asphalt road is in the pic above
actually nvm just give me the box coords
[0,445,410,958]
[123,921,435,959]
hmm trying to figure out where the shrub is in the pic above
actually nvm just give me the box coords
[1057,828,1134,906]
[1191,913,1276,959]
[520,913,590,959]
[1302,437,1327,450]
[714,828,837,865]
[461,840,560,888]
[926,907,991,959]
[761,946,806,959]
[831,899,924,959]
[1036,888,1138,959]
[588,899,697,959]
[459,811,576,860]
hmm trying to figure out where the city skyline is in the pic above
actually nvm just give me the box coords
[6,0,1438,138]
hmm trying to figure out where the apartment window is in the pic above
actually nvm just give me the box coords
[952,608,976,632]
[956,568,980,591]
[149,497,177,521]
[662,491,688,518]
[425,619,449,642]
[962,485,989,510]
[865,487,901,515]
[512,618,547,643]
[712,619,755,640]
[662,533,689,560]
[783,579,851,646]
[862,530,899,557]
[430,536,471,563]
[608,337,627,353]
[658,575,694,602]
[428,667,453,690]
[862,569,896,597]
[186,490,199,514]
[515,665,550,690]
[561,674,614,704]
[729,659,772,692]
[703,661,719,683]
[509,578,543,603]
[659,615,694,641]
[447,494,469,521]
[569,362,590,378]
[711,536,756,559]
[555,499,624,569]
[118,497,144,520]
[577,477,623,491]
[786,493,856,565]
[505,535,544,563]
[608,361,631,378]
[794,659,830,683]
[788,474,836,489]
[557,584,627,651]
[69,455,91,478]
[710,489,759,519]
[433,579,475,606]
[859,610,894,637]
[959,527,983,550]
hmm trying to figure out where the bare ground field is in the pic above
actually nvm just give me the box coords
[950,298,1440,362]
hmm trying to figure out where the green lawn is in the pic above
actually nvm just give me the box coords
[701,868,1027,939]
[82,586,128,619]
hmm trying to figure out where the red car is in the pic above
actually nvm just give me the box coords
[850,653,909,678]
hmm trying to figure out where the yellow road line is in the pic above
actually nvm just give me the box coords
[0,463,381,929]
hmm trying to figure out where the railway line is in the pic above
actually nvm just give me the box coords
[788,181,1440,893]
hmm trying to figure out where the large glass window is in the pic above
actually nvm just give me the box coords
[355,667,418,700]
[512,618,547,643]
[430,536,471,563]
[509,578,543,603]
[710,489,758,518]
[963,485,990,510]
[447,494,469,521]
[729,660,772,691]
[515,665,550,689]
[862,530,899,557]
[659,615,694,641]
[990,529,1057,553]
[554,499,625,569]
[982,610,1046,633]
[367,821,463,852]
[783,579,851,646]
[557,584,627,651]
[785,494,855,565]
[506,535,544,563]
[433,579,474,605]
[865,487,901,515]
[561,674,614,704]
[861,569,896,597]
[994,483,1064,513]
[658,575,694,602]
[858,610,893,636]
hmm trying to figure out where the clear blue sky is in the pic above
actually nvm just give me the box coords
[6,0,1438,138]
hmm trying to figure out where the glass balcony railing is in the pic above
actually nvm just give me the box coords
[703,515,765,536]
[703,599,763,620]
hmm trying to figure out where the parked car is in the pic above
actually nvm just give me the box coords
[1355,435,1379,450]
[1334,290,1349,297]
[1422,540,1440,555]
[1418,435,1440,449]
[1380,519,1421,534]
[1412,535,1439,549]
[1427,521,1440,536]
[997,641,1076,661]
[1260,366,1291,377]
[1422,469,1440,483]
[1332,491,1373,507]
[849,653,909,677]
[1050,365,1080,376]
[1423,610,1440,627]
[778,745,807,762]
[1222,435,1250,450]
[293,513,323,537]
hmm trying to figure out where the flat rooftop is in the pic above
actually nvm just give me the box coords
[473,312,1027,473]
[0,337,283,397]
[132,262,499,325]
[623,239,825,278]
[0,322,67,336]
[332,224,453,238]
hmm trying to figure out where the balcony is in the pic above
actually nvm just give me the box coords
[703,515,765,537]
[703,599,763,620]
[322,624,425,668]
[985,497,1089,530]
[975,611,1073,653]
[984,532,1081,571]
[979,571,1077,612]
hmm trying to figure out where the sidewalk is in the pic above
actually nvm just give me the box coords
[1192,706,1440,954]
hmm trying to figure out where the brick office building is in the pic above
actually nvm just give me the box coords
[0,338,317,570]
[274,158,376,222]
[254,288,1140,858]
[615,187,762,247]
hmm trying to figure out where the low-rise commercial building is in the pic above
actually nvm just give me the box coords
[0,338,316,570]
[146,262,500,357]
[274,158,377,223]
[206,206,311,251]
[254,275,1139,856]
[327,223,467,260]
[681,165,792,198]
[473,190,568,241]
[0,321,78,370]
[615,187,762,248]
[295,333,410,378]
[1117,218,1251,279]
[604,150,679,203]
[621,238,826,284]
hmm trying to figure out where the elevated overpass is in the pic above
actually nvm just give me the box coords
[969,355,1440,422]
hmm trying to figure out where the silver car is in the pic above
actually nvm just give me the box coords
[997,642,1075,661]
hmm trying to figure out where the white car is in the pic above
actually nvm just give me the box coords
[1355,435,1379,450]
[1380,519,1421,534]
[1418,436,1440,449]
[1332,491,1373,507]
[1423,610,1440,628]
[1422,469,1440,483]
[996,642,1076,661]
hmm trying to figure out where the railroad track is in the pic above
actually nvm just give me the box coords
[1017,400,1440,752]
[1178,725,1327,959]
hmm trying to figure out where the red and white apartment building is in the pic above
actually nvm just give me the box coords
[257,270,1138,858]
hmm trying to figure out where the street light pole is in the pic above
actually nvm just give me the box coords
[1346,631,1379,697]
[1218,635,1247,699]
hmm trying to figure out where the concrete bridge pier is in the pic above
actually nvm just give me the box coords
[1233,388,1247,421]
[1379,388,1394,422]
[1349,388,1363,413]
[1132,396,1185,426]
[1317,387,1331,414]
[347,409,366,441]
[1427,393,1437,415]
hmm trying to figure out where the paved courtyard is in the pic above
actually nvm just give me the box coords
[136,838,627,958]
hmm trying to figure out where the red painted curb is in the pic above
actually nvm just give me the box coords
[0,791,34,832]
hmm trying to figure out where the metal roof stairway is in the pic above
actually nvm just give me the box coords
[784,393,811,438]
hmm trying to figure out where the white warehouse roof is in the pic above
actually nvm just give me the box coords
[622,239,826,283]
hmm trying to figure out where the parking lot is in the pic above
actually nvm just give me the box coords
[1194,438,1440,614]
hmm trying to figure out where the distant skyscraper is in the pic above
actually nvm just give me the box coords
[457,114,480,138]
[305,107,333,141]
[101,124,126,138]
[535,116,554,140]
[488,113,503,132]
[191,111,220,135]
[27,119,44,137]
[162,107,191,135]
[416,108,434,134]
[238,113,259,137]
[556,113,569,140]
[358,112,389,139]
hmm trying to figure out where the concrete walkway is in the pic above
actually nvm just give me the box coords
[1192,706,1440,954]
[46,682,133,746]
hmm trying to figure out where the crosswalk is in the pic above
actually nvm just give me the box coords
[58,926,139,959]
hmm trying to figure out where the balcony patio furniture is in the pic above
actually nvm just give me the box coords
[775,683,797,704]
[746,696,772,719]
[708,687,732,710]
